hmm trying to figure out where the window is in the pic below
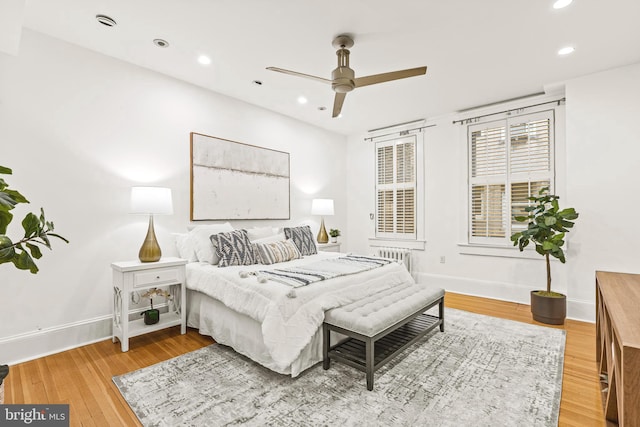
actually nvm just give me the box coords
[468,110,554,246]
[375,135,417,239]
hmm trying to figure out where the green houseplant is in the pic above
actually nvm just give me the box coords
[510,187,579,325]
[329,228,340,243]
[0,166,68,273]
[0,165,68,403]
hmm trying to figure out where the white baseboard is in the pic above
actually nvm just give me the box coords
[416,272,595,323]
[0,315,112,366]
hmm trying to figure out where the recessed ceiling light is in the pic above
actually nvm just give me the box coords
[197,55,212,65]
[553,0,573,9]
[153,39,169,48]
[297,96,308,105]
[95,14,117,27]
[558,46,575,55]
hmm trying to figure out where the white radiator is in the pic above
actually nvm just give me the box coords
[374,247,412,274]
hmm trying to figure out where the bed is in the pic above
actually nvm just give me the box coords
[177,224,415,377]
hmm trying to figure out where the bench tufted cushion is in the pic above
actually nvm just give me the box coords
[324,282,444,337]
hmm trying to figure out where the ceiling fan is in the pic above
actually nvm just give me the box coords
[267,35,427,118]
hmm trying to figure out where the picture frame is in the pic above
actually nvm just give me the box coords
[190,132,290,220]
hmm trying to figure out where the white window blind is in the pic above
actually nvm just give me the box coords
[468,110,554,245]
[375,136,417,239]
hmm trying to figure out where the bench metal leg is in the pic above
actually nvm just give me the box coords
[323,323,330,370]
[439,298,445,332]
[366,338,374,391]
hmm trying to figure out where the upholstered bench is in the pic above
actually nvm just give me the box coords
[322,282,444,390]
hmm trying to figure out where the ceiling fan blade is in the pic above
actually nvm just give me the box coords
[266,67,331,85]
[354,66,427,88]
[332,93,346,118]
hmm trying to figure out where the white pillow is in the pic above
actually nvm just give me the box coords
[173,233,198,263]
[189,222,234,264]
[246,226,280,241]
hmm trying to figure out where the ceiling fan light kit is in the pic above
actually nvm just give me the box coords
[267,35,427,118]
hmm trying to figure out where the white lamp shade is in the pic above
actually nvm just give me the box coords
[311,199,334,216]
[130,186,173,215]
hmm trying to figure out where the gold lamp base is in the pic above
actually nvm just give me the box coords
[317,217,329,244]
[139,215,161,262]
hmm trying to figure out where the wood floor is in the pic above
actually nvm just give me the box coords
[4,292,604,426]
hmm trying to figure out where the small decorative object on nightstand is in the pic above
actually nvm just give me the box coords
[329,228,340,243]
[140,287,171,325]
[111,257,187,352]
[318,242,341,252]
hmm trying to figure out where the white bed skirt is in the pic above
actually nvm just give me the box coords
[186,289,342,377]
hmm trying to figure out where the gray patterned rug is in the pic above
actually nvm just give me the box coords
[113,308,565,427]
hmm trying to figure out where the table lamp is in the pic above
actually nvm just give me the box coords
[130,186,173,262]
[311,198,334,244]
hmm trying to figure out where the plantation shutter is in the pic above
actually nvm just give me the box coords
[468,110,554,245]
[470,123,507,238]
[375,136,417,239]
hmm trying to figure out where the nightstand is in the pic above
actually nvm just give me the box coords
[111,257,187,352]
[318,242,341,252]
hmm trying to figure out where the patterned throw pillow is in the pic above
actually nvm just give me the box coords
[210,229,256,267]
[189,222,234,264]
[254,239,302,265]
[284,225,317,256]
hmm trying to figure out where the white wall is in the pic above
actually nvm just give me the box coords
[0,30,347,363]
[564,63,640,304]
[346,61,640,323]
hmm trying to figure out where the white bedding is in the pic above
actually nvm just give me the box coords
[186,252,414,372]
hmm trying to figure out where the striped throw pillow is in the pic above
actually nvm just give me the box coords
[254,239,302,265]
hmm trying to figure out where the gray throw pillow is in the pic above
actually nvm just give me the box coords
[284,225,317,256]
[210,229,256,267]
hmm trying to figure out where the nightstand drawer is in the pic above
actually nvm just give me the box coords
[133,267,180,287]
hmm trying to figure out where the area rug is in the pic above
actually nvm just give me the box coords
[113,308,565,426]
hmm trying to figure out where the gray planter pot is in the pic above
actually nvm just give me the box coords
[530,291,566,325]
[0,365,8,404]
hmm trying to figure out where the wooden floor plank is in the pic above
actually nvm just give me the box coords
[4,293,603,426]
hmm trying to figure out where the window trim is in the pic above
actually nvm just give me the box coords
[457,94,566,257]
[467,109,555,245]
[370,129,426,245]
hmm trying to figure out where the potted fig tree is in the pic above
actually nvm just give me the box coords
[0,165,68,403]
[510,187,579,325]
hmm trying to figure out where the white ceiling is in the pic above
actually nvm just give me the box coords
[19,0,640,135]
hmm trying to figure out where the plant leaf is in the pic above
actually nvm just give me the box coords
[21,212,40,238]
[26,243,43,259]
[0,210,12,234]
[13,250,39,273]
[0,235,16,262]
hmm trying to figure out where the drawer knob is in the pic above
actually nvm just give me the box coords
[156,275,160,279]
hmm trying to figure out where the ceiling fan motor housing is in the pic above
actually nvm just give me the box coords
[332,48,355,93]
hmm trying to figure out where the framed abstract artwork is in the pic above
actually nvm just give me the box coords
[190,132,290,220]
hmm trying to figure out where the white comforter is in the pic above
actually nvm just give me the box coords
[186,252,414,371]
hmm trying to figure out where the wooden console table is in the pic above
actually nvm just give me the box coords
[595,271,640,427]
